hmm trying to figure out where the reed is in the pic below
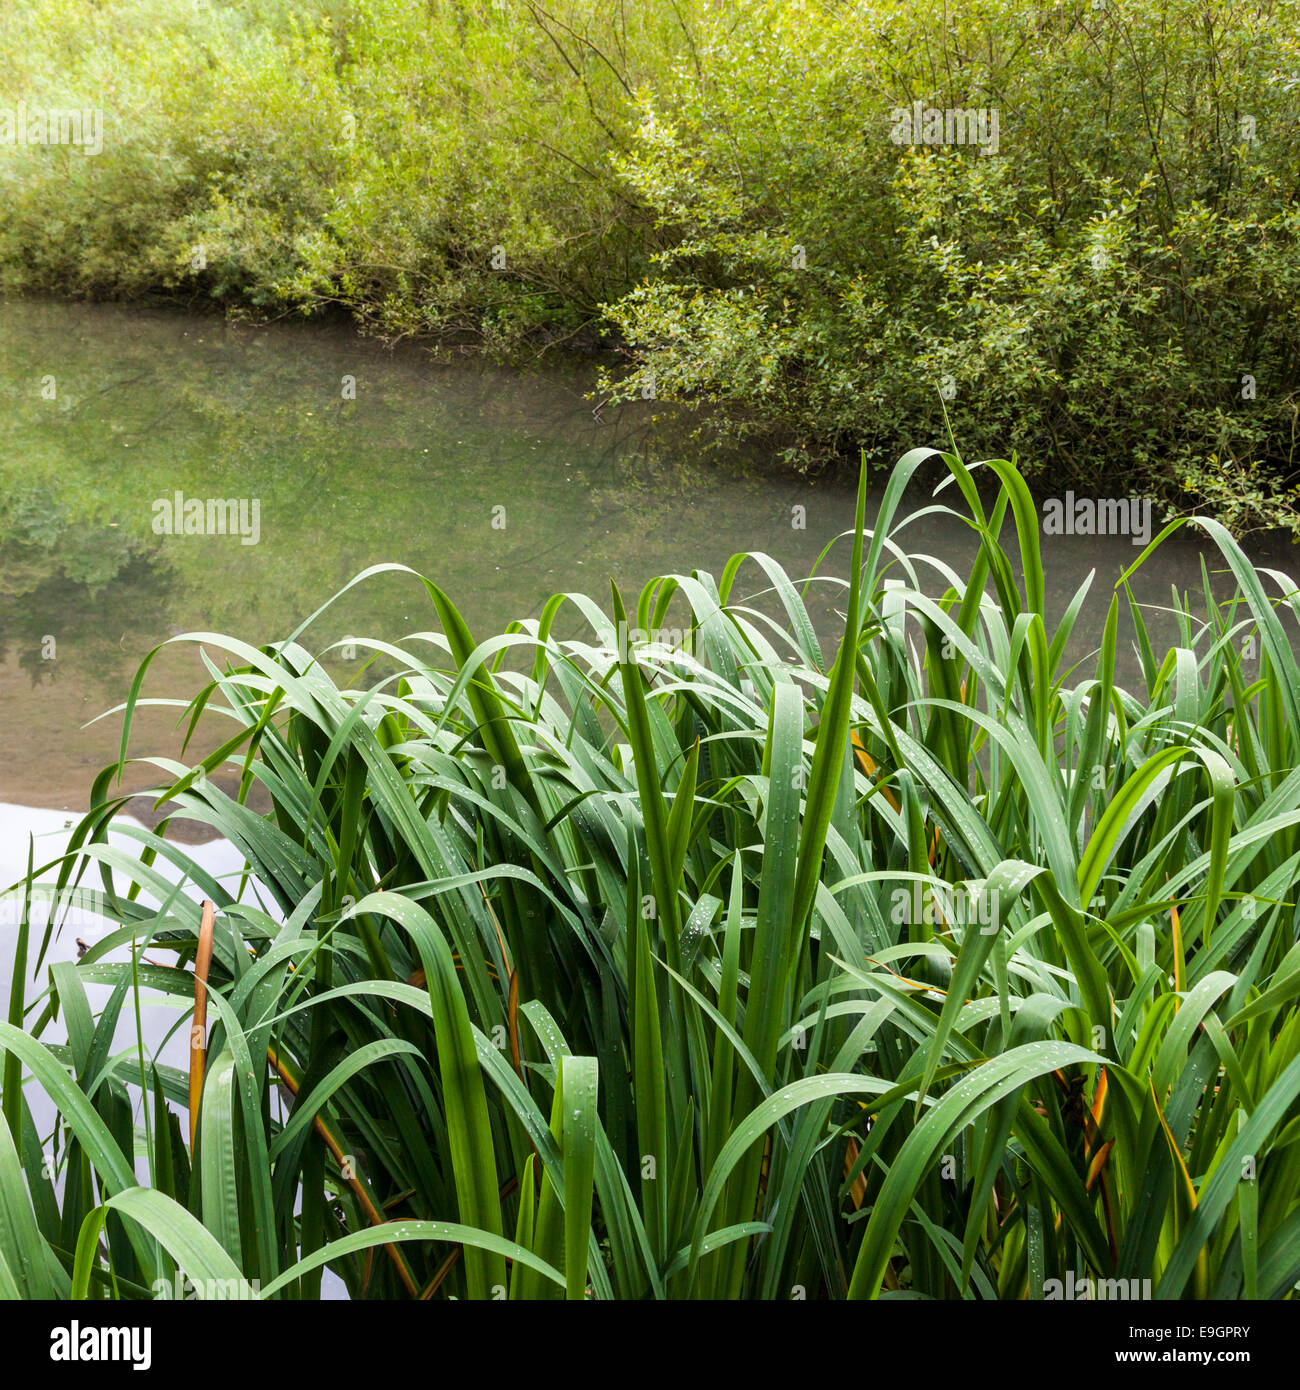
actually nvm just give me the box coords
[4,447,1300,1300]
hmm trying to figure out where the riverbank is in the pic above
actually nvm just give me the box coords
[3,1,1298,532]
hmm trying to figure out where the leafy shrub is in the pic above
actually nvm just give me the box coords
[600,0,1300,530]
[0,0,680,349]
[2,0,1298,518]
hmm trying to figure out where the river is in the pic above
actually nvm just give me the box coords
[4,297,1295,828]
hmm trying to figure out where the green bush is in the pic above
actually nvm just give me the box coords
[2,0,1298,524]
[600,0,1300,530]
[0,0,681,346]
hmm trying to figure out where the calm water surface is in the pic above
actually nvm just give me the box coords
[1,297,1295,824]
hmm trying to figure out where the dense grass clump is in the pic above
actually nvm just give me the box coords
[4,449,1300,1299]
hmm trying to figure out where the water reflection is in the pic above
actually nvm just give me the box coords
[0,296,1296,818]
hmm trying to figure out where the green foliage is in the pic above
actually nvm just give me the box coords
[2,1,1297,520]
[5,447,1300,1299]
[600,0,1300,530]
[0,0,684,350]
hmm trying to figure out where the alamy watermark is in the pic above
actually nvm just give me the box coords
[0,884,110,931]
[50,1322,150,1370]
[890,880,1000,933]
[152,491,261,545]
[1,101,103,155]
[1043,1271,1152,1300]
[615,619,695,666]
[152,1271,261,1300]
[1042,492,1151,547]
[889,102,1000,156]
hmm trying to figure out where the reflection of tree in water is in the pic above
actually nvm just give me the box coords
[582,401,800,527]
[0,301,829,684]
[0,488,172,688]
